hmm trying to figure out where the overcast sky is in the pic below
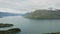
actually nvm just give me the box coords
[0,0,60,13]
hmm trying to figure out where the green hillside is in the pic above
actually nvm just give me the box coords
[25,9,60,19]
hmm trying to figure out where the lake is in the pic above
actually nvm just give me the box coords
[0,16,60,34]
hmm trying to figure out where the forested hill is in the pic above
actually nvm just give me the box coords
[25,9,60,19]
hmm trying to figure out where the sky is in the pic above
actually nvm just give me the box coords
[0,0,60,14]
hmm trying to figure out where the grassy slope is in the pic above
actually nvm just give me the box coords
[25,10,60,19]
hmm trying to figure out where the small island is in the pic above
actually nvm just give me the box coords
[0,23,21,34]
[7,28,21,33]
[0,23,13,28]
[0,28,21,34]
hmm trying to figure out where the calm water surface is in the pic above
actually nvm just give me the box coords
[0,16,60,34]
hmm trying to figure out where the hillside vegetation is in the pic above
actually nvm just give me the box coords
[25,9,60,19]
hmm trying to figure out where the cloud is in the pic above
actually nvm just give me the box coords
[0,8,27,14]
[0,0,60,13]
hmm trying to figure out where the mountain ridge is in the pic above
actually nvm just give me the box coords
[25,9,60,19]
[0,12,23,18]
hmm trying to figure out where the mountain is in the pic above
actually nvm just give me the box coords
[0,12,23,18]
[23,13,30,16]
[25,9,60,19]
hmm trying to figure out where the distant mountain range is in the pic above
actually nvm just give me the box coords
[0,12,24,18]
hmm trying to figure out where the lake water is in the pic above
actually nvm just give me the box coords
[0,16,60,34]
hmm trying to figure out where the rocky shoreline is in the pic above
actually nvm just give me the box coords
[43,32,60,34]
